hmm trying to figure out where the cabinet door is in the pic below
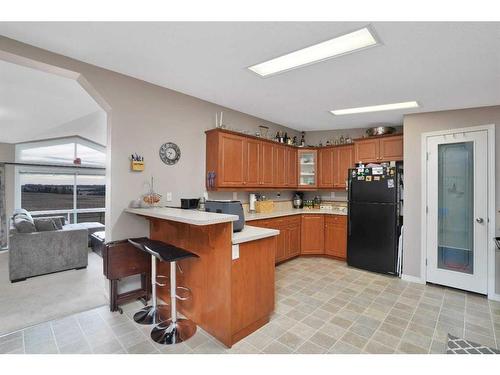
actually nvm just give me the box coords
[379,135,403,161]
[298,149,317,189]
[286,147,298,188]
[300,215,324,254]
[318,148,335,188]
[219,133,246,187]
[288,221,301,257]
[354,139,379,163]
[244,138,261,187]
[334,145,354,189]
[324,215,347,259]
[260,142,275,187]
[274,145,287,187]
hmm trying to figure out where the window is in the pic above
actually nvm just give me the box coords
[17,136,105,168]
[15,137,106,224]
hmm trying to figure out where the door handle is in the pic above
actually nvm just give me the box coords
[475,217,484,223]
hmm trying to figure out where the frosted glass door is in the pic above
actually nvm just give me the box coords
[437,142,474,274]
[298,150,316,187]
[426,130,488,294]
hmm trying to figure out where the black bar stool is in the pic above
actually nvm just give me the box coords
[128,237,198,345]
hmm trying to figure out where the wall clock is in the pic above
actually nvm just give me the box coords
[159,142,181,165]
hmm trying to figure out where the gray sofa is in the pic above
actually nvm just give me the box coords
[9,210,89,282]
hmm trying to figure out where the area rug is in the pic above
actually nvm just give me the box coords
[447,334,500,354]
[0,249,108,336]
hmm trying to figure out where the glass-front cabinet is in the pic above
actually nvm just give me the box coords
[298,149,317,188]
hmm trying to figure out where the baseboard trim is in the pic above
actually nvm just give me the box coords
[401,274,425,284]
[487,293,500,302]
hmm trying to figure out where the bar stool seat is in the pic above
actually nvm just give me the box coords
[128,237,199,345]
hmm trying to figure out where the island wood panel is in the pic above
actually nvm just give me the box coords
[150,219,234,347]
[231,236,275,343]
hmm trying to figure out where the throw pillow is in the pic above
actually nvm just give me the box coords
[13,216,36,233]
[12,208,34,223]
[52,218,63,230]
[34,218,57,232]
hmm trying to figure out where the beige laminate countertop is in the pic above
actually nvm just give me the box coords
[245,208,347,221]
[232,225,280,245]
[125,207,238,226]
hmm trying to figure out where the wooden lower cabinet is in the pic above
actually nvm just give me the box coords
[300,215,324,254]
[324,215,348,259]
[250,214,347,262]
[251,215,300,263]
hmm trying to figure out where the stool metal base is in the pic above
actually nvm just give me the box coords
[150,318,197,345]
[133,305,170,325]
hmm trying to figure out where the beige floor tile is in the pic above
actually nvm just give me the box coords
[328,340,362,354]
[262,340,293,354]
[277,331,304,351]
[364,340,394,354]
[340,331,366,349]
[295,340,327,354]
[371,331,401,349]
[309,331,337,349]
[397,340,428,354]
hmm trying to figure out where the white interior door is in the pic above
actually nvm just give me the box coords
[426,130,488,294]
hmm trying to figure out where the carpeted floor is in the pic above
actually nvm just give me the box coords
[0,249,107,336]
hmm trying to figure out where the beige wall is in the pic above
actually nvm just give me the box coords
[403,105,500,293]
[305,126,402,147]
[0,36,299,241]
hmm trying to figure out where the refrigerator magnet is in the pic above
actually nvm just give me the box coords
[366,176,372,182]
[387,179,395,188]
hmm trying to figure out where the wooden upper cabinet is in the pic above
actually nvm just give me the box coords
[379,136,403,161]
[318,148,335,188]
[354,138,379,163]
[260,142,275,187]
[334,145,354,189]
[286,147,298,188]
[300,214,324,254]
[217,132,246,187]
[273,145,287,187]
[244,138,261,187]
[324,215,347,259]
[298,149,317,189]
[354,135,403,163]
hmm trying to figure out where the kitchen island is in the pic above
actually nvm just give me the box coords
[125,207,278,347]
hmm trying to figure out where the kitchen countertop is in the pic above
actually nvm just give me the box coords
[232,225,280,245]
[245,207,347,221]
[126,207,239,226]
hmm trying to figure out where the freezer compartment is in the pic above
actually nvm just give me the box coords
[349,177,398,203]
[347,202,398,275]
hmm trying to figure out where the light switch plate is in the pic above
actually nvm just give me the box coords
[232,244,240,260]
[166,192,172,201]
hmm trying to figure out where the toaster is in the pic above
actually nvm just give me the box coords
[204,200,245,232]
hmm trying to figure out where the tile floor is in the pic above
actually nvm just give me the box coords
[1,257,499,354]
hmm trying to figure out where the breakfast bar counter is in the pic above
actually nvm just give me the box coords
[125,207,278,347]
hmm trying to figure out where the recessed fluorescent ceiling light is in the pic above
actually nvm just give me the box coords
[248,27,379,77]
[330,101,420,115]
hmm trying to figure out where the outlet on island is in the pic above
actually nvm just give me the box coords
[166,192,172,202]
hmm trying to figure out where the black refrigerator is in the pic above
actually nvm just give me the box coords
[347,166,403,275]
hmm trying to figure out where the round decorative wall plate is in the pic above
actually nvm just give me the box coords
[159,142,181,165]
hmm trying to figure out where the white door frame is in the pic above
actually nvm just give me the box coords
[421,124,497,300]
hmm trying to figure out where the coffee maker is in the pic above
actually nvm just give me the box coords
[292,192,304,209]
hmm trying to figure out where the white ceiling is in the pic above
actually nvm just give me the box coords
[0,22,499,131]
[0,59,101,143]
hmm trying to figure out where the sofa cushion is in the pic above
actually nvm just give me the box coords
[13,215,36,233]
[34,218,57,232]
